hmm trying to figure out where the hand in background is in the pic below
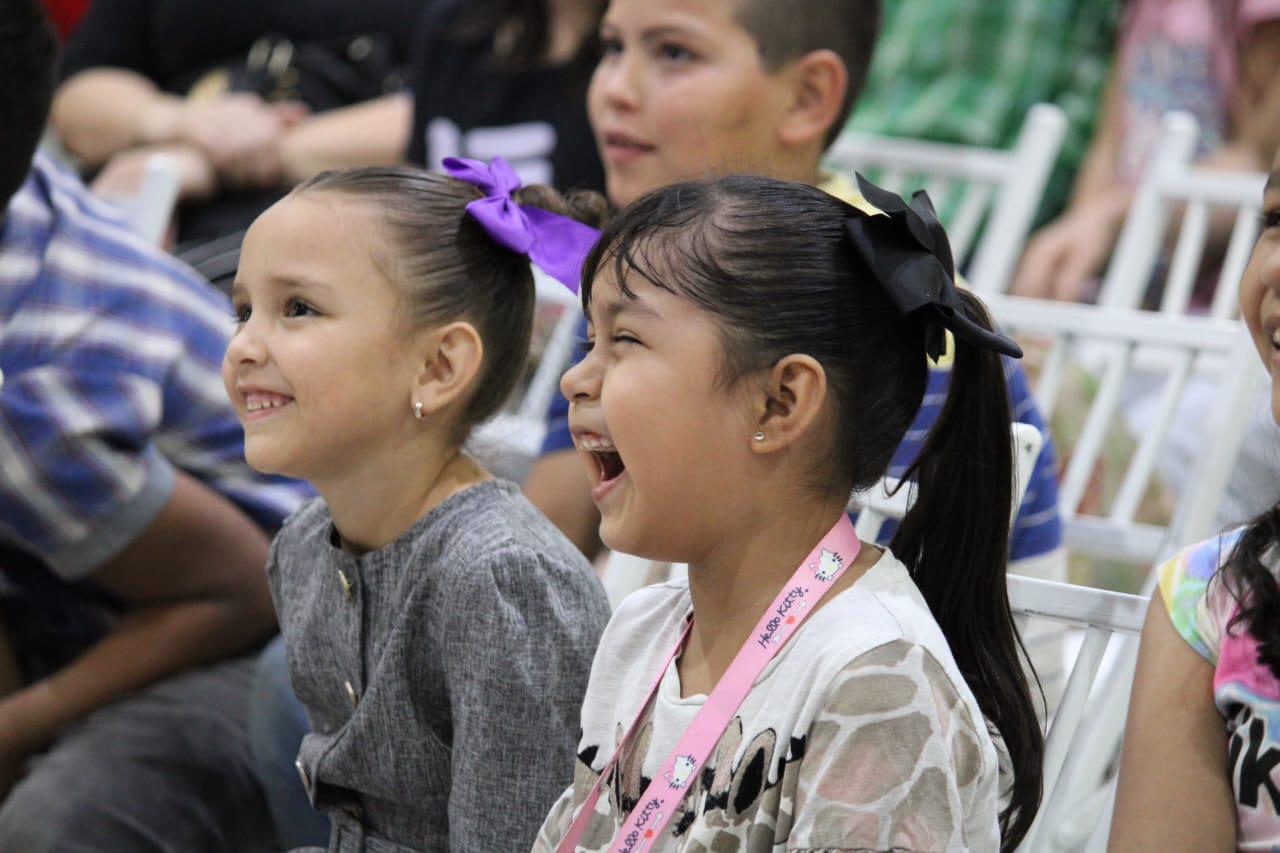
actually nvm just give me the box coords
[167,94,308,190]
[1010,190,1131,302]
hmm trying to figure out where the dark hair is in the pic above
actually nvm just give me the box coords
[734,0,881,147]
[1223,508,1280,677]
[453,0,605,71]
[581,175,1042,850]
[296,166,607,442]
[0,0,58,212]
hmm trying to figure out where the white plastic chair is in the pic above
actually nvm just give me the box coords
[1097,110,1267,320]
[1001,115,1268,848]
[982,294,1258,569]
[824,103,1068,294]
[1009,576,1148,853]
[601,422,1046,610]
[982,294,1260,851]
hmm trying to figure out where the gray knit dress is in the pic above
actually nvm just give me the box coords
[268,480,611,852]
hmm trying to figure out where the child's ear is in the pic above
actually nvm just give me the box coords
[778,49,848,151]
[751,354,827,452]
[413,321,485,416]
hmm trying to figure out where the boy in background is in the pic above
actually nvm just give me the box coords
[526,0,1065,623]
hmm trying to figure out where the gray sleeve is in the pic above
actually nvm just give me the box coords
[437,546,602,852]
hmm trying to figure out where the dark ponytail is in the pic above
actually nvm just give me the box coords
[581,174,1042,851]
[1224,507,1280,677]
[890,290,1044,849]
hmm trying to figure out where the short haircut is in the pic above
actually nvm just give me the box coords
[734,0,881,148]
[0,0,58,212]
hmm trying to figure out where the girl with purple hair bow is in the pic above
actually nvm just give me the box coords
[223,157,611,852]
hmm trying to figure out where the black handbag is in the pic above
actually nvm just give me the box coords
[191,33,406,113]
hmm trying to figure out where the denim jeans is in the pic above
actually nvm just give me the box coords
[0,657,275,852]
[249,636,331,849]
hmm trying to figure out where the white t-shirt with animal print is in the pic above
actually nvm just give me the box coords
[532,547,1006,853]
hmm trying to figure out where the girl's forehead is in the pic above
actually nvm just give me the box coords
[239,195,397,299]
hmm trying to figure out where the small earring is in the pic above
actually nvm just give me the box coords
[753,431,766,442]
[413,401,424,420]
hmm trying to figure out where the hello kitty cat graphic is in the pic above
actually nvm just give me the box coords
[663,755,697,789]
[811,549,843,582]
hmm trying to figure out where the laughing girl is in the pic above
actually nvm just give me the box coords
[535,175,1043,852]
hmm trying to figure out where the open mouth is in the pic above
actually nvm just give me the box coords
[575,433,628,498]
[594,449,626,484]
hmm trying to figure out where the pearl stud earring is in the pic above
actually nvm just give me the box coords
[753,431,766,441]
[413,401,424,420]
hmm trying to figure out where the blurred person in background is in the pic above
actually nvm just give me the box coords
[274,0,607,192]
[1013,0,1280,302]
[50,0,429,246]
[848,0,1121,225]
[0,1,311,849]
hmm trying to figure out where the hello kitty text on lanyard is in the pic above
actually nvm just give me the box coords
[555,513,861,853]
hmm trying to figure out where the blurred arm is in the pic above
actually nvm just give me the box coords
[52,69,189,167]
[278,94,412,184]
[0,470,275,758]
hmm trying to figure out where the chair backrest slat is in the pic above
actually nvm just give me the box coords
[1158,200,1209,314]
[1108,353,1191,523]
[1055,343,1131,518]
[1213,207,1261,319]
[946,181,994,263]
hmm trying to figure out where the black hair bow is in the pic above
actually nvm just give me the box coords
[844,174,1022,363]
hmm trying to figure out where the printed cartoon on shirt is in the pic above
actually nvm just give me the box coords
[580,717,803,838]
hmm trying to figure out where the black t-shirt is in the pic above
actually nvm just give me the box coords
[405,2,604,194]
[60,0,430,245]
[61,0,427,92]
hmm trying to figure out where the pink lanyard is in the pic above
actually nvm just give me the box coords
[555,514,861,853]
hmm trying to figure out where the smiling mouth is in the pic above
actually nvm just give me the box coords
[242,391,294,418]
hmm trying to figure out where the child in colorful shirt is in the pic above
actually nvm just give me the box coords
[1111,145,1280,848]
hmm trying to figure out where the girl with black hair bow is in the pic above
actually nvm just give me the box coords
[535,174,1043,853]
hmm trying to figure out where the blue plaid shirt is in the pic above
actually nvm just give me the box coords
[541,316,1062,563]
[0,154,310,582]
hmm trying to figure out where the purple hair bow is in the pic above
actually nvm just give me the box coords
[441,156,600,293]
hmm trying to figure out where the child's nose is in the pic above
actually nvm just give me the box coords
[595,52,639,111]
[561,349,601,403]
[225,318,267,368]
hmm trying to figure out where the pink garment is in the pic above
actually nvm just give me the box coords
[1116,0,1280,182]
